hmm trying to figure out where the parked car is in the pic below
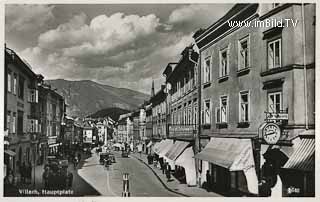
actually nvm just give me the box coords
[99,153,109,165]
[121,150,129,158]
[109,154,116,163]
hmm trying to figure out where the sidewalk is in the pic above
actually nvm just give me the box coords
[130,152,222,197]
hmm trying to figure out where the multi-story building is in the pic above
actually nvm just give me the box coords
[193,3,315,196]
[151,85,167,141]
[4,47,43,177]
[38,83,65,158]
[159,49,199,186]
[145,103,153,154]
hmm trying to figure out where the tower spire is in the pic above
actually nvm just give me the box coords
[151,80,155,97]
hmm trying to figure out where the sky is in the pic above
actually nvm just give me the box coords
[5,4,233,94]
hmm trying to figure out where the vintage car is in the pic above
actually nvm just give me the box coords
[109,154,116,163]
[43,159,73,190]
[121,150,129,158]
[99,153,109,165]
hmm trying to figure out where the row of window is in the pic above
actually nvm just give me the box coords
[171,67,197,102]
[7,110,23,134]
[7,69,39,103]
[202,91,282,125]
[171,101,198,125]
[7,70,25,99]
[203,37,281,83]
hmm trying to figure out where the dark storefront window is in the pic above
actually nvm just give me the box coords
[17,110,24,135]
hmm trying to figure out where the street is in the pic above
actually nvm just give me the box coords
[78,150,180,196]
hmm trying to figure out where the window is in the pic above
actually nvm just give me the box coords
[12,113,16,134]
[238,37,250,70]
[28,89,39,103]
[268,92,282,113]
[7,71,11,92]
[18,76,25,99]
[17,110,24,134]
[188,104,192,124]
[13,74,17,95]
[7,111,11,132]
[220,96,228,123]
[239,91,250,122]
[29,119,39,133]
[194,103,198,125]
[204,100,211,124]
[219,48,229,77]
[194,65,198,86]
[204,57,211,83]
[268,39,281,69]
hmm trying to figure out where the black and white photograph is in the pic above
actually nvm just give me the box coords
[2,1,316,198]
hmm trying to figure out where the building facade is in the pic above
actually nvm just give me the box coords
[5,47,43,177]
[193,3,315,196]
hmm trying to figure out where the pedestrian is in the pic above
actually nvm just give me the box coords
[165,163,171,182]
[206,170,211,192]
[67,170,73,188]
[21,162,26,184]
[78,153,81,163]
[4,169,18,196]
[27,162,32,184]
[42,166,50,189]
[73,156,79,170]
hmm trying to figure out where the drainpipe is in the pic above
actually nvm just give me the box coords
[301,3,309,130]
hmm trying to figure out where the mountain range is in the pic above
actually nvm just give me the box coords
[46,79,150,118]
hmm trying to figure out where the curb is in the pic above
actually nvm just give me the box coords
[130,154,190,197]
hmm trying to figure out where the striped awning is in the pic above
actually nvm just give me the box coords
[194,137,255,171]
[4,150,16,156]
[283,138,315,171]
[159,139,174,157]
[147,141,153,148]
[165,141,189,161]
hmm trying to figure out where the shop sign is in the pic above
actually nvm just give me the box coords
[265,111,288,120]
[168,125,196,137]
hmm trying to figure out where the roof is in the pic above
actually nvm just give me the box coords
[5,47,39,79]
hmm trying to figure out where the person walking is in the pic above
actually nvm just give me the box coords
[165,162,171,182]
[73,156,79,170]
[42,166,50,189]
[206,170,211,192]
[21,162,26,184]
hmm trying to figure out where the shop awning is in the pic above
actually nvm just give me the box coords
[48,143,60,147]
[152,140,164,153]
[194,137,255,171]
[165,141,189,161]
[4,150,16,156]
[158,139,174,157]
[176,147,196,186]
[282,138,315,171]
[113,143,122,148]
[147,141,153,148]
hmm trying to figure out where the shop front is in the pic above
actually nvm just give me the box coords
[280,134,315,197]
[194,137,259,196]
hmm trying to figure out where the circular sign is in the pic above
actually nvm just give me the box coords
[262,123,281,144]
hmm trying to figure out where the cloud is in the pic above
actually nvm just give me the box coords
[16,4,232,94]
[168,4,233,31]
[5,4,55,32]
